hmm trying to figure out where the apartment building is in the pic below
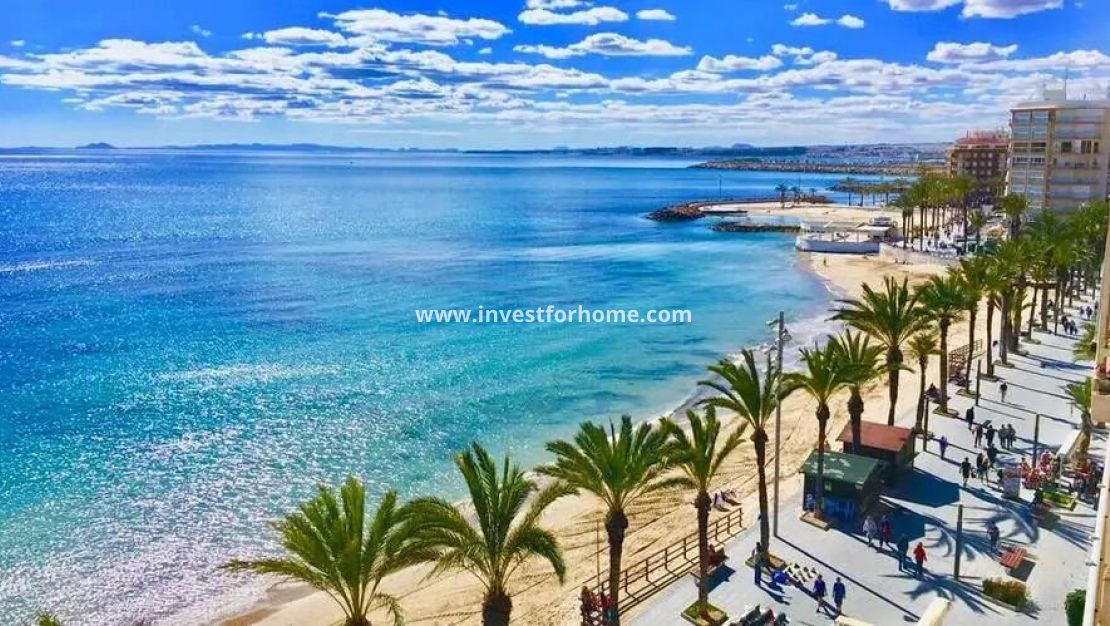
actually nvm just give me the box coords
[948,129,1008,204]
[1007,89,1110,212]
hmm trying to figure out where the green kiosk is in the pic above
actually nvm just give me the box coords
[802,451,884,523]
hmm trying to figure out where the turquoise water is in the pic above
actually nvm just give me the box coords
[0,152,846,624]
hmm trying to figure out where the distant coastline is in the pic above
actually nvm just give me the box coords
[691,160,924,176]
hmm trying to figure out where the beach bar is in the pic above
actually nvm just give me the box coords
[802,451,884,523]
[837,421,915,482]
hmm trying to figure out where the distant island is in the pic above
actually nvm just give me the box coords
[76,142,116,150]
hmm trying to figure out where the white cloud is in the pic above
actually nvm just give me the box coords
[790,12,830,25]
[792,13,865,27]
[190,25,212,38]
[10,40,25,48]
[697,54,783,72]
[772,44,813,57]
[636,9,677,21]
[837,14,865,28]
[783,3,799,10]
[927,41,1018,63]
[478,47,493,55]
[257,27,348,47]
[324,9,510,45]
[883,0,1063,18]
[518,6,629,26]
[516,33,691,59]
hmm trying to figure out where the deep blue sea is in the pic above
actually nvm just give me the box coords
[0,151,855,624]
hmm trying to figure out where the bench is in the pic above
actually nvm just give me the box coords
[999,546,1027,570]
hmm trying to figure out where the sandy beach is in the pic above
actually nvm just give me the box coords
[222,205,975,626]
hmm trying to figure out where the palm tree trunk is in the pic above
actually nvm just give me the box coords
[965,307,977,389]
[815,406,830,517]
[915,361,927,439]
[754,429,771,556]
[938,320,950,414]
[848,388,865,452]
[886,347,902,426]
[605,511,629,626]
[695,490,711,615]
[482,589,513,626]
[1012,289,1024,350]
[999,292,1011,364]
[986,299,996,377]
[1040,283,1050,329]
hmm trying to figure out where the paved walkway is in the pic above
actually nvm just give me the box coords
[634,298,1101,626]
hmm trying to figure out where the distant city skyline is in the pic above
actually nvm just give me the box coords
[0,0,1108,149]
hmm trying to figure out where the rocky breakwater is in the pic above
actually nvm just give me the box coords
[710,221,801,233]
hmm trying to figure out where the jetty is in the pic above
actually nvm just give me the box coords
[710,221,800,234]
[691,160,924,176]
[646,196,829,222]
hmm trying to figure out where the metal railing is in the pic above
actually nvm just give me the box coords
[581,506,744,618]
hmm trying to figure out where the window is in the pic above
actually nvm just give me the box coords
[1059,141,1073,153]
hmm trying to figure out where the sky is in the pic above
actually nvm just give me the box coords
[0,0,1108,149]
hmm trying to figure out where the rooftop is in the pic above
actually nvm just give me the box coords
[801,450,883,486]
[837,420,913,452]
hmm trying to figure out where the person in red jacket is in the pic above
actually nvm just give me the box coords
[913,542,927,578]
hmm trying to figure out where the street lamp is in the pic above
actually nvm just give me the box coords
[766,312,789,536]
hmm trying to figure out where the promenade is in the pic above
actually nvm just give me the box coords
[633,298,1100,625]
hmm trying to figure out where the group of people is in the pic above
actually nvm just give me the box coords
[753,541,848,618]
[860,514,929,578]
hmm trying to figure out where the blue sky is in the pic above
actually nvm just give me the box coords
[0,0,1107,148]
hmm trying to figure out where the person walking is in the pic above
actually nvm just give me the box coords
[974,423,984,447]
[960,457,972,487]
[913,542,927,578]
[880,515,892,549]
[813,574,828,614]
[985,424,996,448]
[896,534,910,571]
[987,521,1000,552]
[753,542,763,586]
[976,453,987,482]
[863,515,878,547]
[965,406,975,431]
[832,577,847,616]
[939,435,949,460]
[1000,382,1009,403]
[987,443,998,468]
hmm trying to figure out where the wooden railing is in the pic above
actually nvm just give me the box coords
[580,506,744,621]
[948,339,984,382]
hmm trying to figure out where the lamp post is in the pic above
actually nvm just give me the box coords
[770,312,786,536]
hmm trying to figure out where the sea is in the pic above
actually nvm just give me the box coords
[0,151,867,624]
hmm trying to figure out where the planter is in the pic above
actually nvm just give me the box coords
[983,578,1029,612]
[681,601,728,626]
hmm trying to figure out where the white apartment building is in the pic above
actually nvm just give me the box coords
[1007,88,1110,212]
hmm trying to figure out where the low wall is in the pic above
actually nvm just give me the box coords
[878,243,960,267]
[795,237,880,254]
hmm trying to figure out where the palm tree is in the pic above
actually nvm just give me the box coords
[955,256,989,387]
[407,444,567,626]
[661,407,744,618]
[700,350,793,558]
[226,478,425,626]
[540,416,677,626]
[1076,322,1097,361]
[999,193,1029,239]
[832,277,929,425]
[915,273,968,415]
[1066,378,1094,461]
[907,332,939,439]
[783,341,847,518]
[775,183,788,209]
[36,614,64,626]
[790,185,802,206]
[967,209,988,254]
[830,330,885,454]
